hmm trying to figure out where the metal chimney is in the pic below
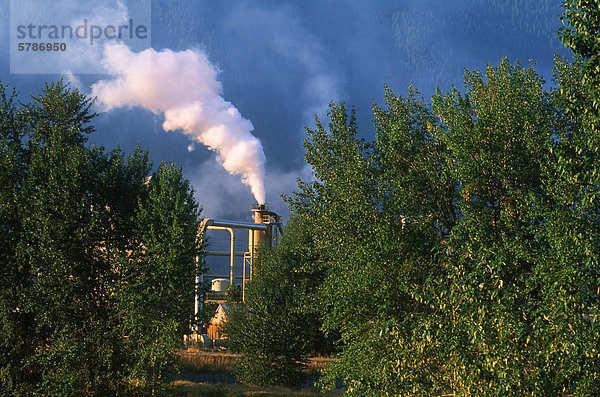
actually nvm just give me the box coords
[249,203,270,254]
[248,203,284,253]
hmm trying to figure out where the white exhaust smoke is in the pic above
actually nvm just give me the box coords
[91,43,266,203]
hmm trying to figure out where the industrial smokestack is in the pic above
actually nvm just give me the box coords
[253,203,267,224]
[248,202,282,255]
[249,203,268,254]
[91,43,267,203]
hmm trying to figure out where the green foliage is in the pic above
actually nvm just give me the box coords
[560,0,600,114]
[289,54,600,395]
[423,59,587,395]
[119,162,201,395]
[0,80,203,396]
[0,82,36,396]
[223,216,322,388]
[15,80,129,396]
[291,96,450,395]
[225,284,243,304]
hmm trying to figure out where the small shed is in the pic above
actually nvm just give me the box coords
[207,303,228,340]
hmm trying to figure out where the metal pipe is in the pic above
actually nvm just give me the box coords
[212,220,268,231]
[243,230,254,302]
[194,255,203,332]
[204,274,246,279]
[197,218,267,306]
[197,211,281,306]
[250,229,255,278]
[194,255,200,324]
[206,251,245,257]
[207,226,235,288]
[201,219,268,232]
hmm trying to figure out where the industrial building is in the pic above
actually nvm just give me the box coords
[192,203,282,342]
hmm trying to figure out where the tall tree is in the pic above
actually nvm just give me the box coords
[118,161,201,396]
[0,80,203,395]
[289,98,453,394]
[560,0,600,124]
[427,59,566,394]
[224,215,323,388]
[0,83,37,396]
[17,80,130,395]
[290,56,600,395]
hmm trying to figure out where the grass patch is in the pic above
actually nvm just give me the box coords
[176,351,333,376]
[172,380,343,396]
[178,351,237,373]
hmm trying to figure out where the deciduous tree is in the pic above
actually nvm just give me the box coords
[224,216,321,388]
[0,80,203,396]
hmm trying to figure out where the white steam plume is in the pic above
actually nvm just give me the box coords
[91,43,266,203]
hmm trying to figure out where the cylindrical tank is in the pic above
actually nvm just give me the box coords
[211,278,230,293]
